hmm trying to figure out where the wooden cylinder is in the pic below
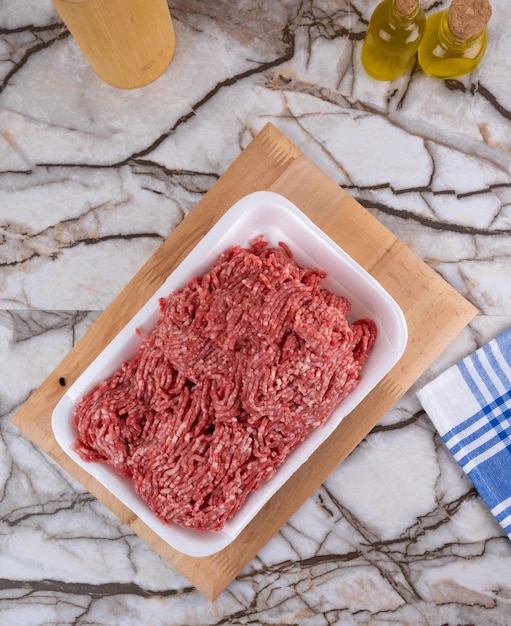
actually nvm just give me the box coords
[51,0,176,89]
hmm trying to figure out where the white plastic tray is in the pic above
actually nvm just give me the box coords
[52,191,408,557]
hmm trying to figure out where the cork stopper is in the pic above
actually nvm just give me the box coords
[396,0,418,16]
[448,0,492,39]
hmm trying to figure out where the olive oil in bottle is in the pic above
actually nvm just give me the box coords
[361,0,426,81]
[418,0,492,79]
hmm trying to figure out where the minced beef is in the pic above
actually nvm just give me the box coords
[72,236,377,531]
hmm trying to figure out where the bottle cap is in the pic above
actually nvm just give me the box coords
[448,0,492,39]
[396,0,418,16]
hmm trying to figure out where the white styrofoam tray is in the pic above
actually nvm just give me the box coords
[52,191,408,557]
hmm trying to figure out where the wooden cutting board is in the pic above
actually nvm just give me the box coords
[12,123,478,600]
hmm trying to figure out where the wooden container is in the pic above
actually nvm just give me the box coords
[51,0,176,89]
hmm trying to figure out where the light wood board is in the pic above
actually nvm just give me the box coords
[12,123,478,599]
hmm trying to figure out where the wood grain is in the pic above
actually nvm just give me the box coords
[51,0,175,88]
[11,123,478,600]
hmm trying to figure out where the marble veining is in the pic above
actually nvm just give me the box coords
[1,0,511,624]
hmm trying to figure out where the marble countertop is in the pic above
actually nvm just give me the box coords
[2,0,511,623]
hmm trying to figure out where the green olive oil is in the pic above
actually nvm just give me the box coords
[418,0,492,79]
[361,0,426,81]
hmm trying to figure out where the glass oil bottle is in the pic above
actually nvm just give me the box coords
[418,0,492,79]
[361,0,426,81]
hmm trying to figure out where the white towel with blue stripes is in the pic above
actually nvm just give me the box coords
[417,327,511,540]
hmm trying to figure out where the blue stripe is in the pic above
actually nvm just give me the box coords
[446,405,511,458]
[455,428,511,471]
[482,339,511,392]
[470,350,500,398]
[495,506,511,525]
[457,359,487,408]
[466,446,511,512]
[495,327,511,359]
[454,330,511,412]
[442,389,511,447]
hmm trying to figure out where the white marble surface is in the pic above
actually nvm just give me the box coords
[2,0,511,623]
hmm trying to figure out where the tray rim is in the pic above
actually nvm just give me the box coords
[51,189,408,557]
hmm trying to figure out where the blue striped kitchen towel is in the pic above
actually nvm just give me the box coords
[416,327,511,540]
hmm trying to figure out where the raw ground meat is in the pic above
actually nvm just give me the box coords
[72,236,377,531]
